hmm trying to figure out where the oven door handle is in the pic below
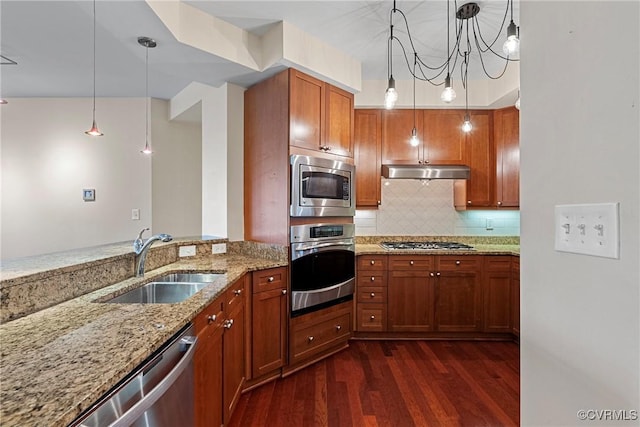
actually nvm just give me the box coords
[293,241,354,251]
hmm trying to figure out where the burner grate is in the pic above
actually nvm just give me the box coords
[380,241,475,250]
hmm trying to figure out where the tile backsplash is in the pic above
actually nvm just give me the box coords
[355,179,520,236]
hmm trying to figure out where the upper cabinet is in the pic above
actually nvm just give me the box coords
[422,110,466,164]
[461,110,494,208]
[494,107,520,208]
[354,110,382,208]
[381,109,424,164]
[289,69,354,158]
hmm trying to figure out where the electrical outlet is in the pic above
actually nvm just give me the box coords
[131,209,140,220]
[211,243,227,254]
[485,218,494,230]
[179,245,196,257]
[554,203,620,259]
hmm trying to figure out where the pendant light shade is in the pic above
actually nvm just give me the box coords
[138,36,156,155]
[384,76,398,110]
[440,74,456,103]
[85,0,103,137]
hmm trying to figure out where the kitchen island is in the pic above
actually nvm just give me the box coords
[0,243,287,427]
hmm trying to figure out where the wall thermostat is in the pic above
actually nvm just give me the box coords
[83,189,95,202]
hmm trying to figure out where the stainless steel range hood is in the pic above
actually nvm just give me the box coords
[382,164,470,180]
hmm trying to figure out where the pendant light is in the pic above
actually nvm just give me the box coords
[461,50,472,133]
[440,0,456,103]
[384,21,398,110]
[85,0,103,137]
[409,54,419,147]
[503,0,520,56]
[138,36,156,155]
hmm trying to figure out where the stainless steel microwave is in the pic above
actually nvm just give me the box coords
[290,155,355,217]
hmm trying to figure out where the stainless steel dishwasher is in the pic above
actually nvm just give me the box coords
[69,323,197,427]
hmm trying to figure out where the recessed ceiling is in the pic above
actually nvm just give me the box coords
[0,0,519,99]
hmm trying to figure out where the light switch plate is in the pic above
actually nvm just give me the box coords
[554,203,620,259]
[179,245,196,257]
[83,189,95,202]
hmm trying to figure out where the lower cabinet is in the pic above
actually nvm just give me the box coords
[387,256,435,332]
[356,255,388,332]
[483,256,513,333]
[512,257,520,336]
[435,256,482,332]
[223,275,247,424]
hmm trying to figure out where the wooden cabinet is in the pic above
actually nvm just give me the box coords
[434,256,482,332]
[512,257,520,336]
[356,255,388,331]
[387,255,435,332]
[382,109,423,164]
[289,69,354,157]
[422,110,466,164]
[460,111,494,208]
[483,256,513,333]
[494,106,520,208]
[194,297,224,427]
[354,110,382,208]
[289,300,352,369]
[250,267,288,380]
[387,255,482,333]
[223,276,247,424]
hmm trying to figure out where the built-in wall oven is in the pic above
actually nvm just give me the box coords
[290,154,355,217]
[290,223,355,316]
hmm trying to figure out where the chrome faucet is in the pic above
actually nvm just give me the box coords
[134,228,173,277]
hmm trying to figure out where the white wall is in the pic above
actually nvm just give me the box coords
[151,98,202,237]
[520,2,639,426]
[226,84,245,241]
[0,98,151,259]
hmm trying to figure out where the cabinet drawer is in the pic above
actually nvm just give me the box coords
[356,304,386,332]
[195,297,225,336]
[357,255,387,271]
[437,256,482,271]
[290,309,351,364]
[389,256,433,270]
[484,256,512,272]
[357,273,386,286]
[225,276,246,312]
[252,267,287,293]
[357,286,386,303]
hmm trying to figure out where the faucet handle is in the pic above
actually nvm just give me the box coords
[133,227,150,253]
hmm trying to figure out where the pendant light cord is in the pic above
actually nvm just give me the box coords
[91,0,96,117]
[145,44,149,145]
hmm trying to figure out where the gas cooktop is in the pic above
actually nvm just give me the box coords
[380,241,475,250]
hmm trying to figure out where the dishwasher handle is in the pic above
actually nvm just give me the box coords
[108,335,198,427]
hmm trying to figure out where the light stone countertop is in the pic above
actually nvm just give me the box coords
[0,253,287,427]
[356,243,520,256]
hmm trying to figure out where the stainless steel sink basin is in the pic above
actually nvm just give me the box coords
[103,273,224,304]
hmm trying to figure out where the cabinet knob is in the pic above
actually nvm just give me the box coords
[268,276,274,282]
[370,260,375,265]
[335,325,342,331]
[281,289,287,295]
[370,315,376,320]
[455,260,461,265]
[223,319,234,329]
[498,201,503,206]
[370,292,376,298]
[377,200,381,205]
[430,272,435,277]
[436,272,441,277]
[467,200,472,205]
[207,314,217,323]
[410,260,414,265]
[234,289,242,296]
[308,336,314,342]
[370,276,375,282]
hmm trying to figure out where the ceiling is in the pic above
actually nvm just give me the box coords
[0,0,519,100]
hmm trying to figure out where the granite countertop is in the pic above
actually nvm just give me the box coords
[356,243,520,256]
[0,253,286,427]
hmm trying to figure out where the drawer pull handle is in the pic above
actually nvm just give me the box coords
[370,276,375,282]
[455,260,461,265]
[336,325,342,331]
[370,315,376,320]
[370,292,376,298]
[268,276,274,282]
[410,260,414,265]
[234,289,242,296]
[282,289,287,295]
[207,314,217,323]
[308,336,314,342]
[436,272,441,277]
[223,319,234,329]
[370,260,375,265]
[430,272,435,277]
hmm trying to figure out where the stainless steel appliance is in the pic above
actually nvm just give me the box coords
[380,241,475,250]
[290,224,355,316]
[69,323,197,427]
[290,154,355,217]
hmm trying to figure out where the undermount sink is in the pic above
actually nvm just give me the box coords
[102,272,224,304]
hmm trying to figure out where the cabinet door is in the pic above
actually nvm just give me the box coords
[495,106,520,208]
[464,111,494,207]
[434,271,481,332]
[251,287,287,378]
[354,109,382,207]
[194,301,224,427]
[289,69,324,152]
[422,110,465,164]
[223,282,246,423]
[382,109,424,164]
[512,258,520,336]
[325,84,354,157]
[483,256,512,333]
[387,270,434,332]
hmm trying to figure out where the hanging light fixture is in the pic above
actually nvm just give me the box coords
[503,0,520,56]
[383,0,519,110]
[138,36,156,155]
[85,0,103,137]
[409,54,419,147]
[461,50,472,133]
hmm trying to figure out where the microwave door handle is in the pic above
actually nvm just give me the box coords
[294,242,353,251]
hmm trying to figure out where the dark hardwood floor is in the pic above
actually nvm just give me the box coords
[229,340,520,427]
